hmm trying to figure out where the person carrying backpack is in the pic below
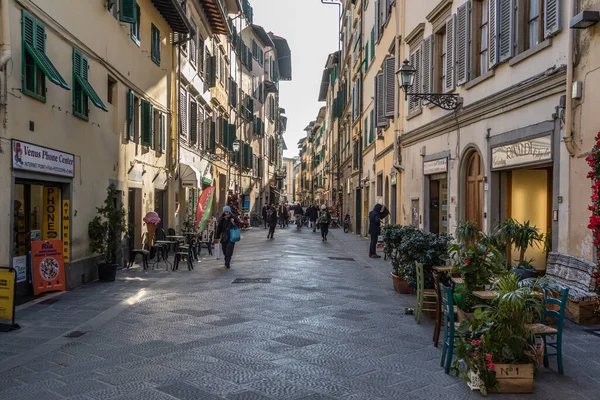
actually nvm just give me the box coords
[266,205,278,239]
[318,204,331,242]
[215,206,239,268]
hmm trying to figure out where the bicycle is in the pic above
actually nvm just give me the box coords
[343,217,351,233]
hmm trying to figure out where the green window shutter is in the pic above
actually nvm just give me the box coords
[364,41,369,72]
[369,109,375,143]
[371,28,375,60]
[141,100,152,146]
[159,113,165,152]
[126,88,134,140]
[151,24,160,65]
[73,49,107,111]
[120,0,136,23]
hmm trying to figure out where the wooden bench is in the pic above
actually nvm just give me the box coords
[546,252,599,325]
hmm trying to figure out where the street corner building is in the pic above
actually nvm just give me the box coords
[0,0,292,304]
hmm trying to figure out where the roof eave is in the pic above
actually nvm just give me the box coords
[152,0,194,34]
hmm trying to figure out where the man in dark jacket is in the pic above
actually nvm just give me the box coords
[266,205,278,239]
[261,203,269,229]
[308,204,319,232]
[368,204,389,258]
[215,206,239,268]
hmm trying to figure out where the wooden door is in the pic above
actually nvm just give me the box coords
[430,180,440,234]
[466,152,484,229]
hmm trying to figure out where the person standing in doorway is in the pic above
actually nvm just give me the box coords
[368,204,389,258]
[262,203,269,229]
[309,204,319,232]
[215,206,239,268]
[267,204,278,239]
[318,204,331,242]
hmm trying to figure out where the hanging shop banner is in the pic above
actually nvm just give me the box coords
[43,187,60,240]
[12,256,27,283]
[0,267,16,325]
[423,158,448,175]
[492,135,552,170]
[31,240,66,296]
[195,186,215,233]
[12,139,75,177]
[62,200,70,262]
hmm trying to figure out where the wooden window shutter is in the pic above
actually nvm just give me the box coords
[364,116,368,148]
[120,0,136,23]
[179,88,187,139]
[408,49,421,111]
[208,55,217,88]
[498,0,514,62]
[374,0,380,40]
[369,109,375,142]
[421,36,432,99]
[489,0,498,68]
[544,0,561,38]
[383,56,395,118]
[159,113,165,152]
[141,100,152,146]
[376,73,387,127]
[456,3,470,86]
[371,28,375,59]
[126,88,134,140]
[209,120,216,152]
[228,123,236,151]
[357,75,362,119]
[379,0,386,38]
[190,100,198,145]
[229,78,237,107]
[445,15,456,92]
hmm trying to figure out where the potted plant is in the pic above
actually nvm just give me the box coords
[399,228,451,289]
[383,225,413,294]
[453,273,542,395]
[88,184,127,282]
[450,242,505,290]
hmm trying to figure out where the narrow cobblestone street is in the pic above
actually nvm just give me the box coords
[1,227,600,400]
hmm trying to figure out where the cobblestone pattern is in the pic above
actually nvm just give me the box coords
[1,227,600,399]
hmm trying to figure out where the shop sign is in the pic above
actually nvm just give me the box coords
[0,268,15,321]
[31,240,66,296]
[492,135,552,169]
[62,200,70,263]
[12,140,74,177]
[12,256,27,283]
[43,187,60,240]
[424,158,448,175]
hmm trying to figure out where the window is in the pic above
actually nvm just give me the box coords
[198,39,205,76]
[189,99,198,145]
[107,75,117,105]
[131,3,140,45]
[133,95,140,141]
[151,24,160,65]
[109,0,118,19]
[179,88,187,140]
[479,0,489,75]
[141,99,153,147]
[190,21,197,65]
[72,49,107,120]
[154,109,165,152]
[440,30,447,92]
[377,173,383,197]
[21,11,69,101]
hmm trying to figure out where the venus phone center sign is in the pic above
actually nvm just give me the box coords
[12,140,75,178]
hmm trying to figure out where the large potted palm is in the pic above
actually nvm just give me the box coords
[88,184,126,282]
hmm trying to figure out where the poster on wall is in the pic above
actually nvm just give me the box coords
[12,256,27,283]
[43,187,60,240]
[31,240,66,296]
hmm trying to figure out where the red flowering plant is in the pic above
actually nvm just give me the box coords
[587,133,600,297]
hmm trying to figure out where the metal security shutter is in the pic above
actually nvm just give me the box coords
[445,15,456,92]
[544,0,561,38]
[421,36,433,99]
[489,0,498,68]
[179,88,187,139]
[456,2,470,86]
[498,0,514,62]
[190,100,197,145]
[383,56,395,118]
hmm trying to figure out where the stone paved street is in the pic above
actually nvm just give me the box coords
[1,227,600,399]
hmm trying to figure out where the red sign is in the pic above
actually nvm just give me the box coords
[195,186,215,232]
[31,240,66,295]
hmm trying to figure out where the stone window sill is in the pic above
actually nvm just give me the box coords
[509,39,552,67]
[464,69,495,90]
[407,107,423,120]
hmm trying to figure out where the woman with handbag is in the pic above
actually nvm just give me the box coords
[215,206,240,269]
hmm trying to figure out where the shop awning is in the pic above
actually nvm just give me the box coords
[180,163,201,187]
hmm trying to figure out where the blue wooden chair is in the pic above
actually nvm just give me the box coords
[440,283,457,374]
[527,287,569,375]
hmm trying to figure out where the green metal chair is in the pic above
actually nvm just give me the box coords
[415,262,436,324]
[527,287,569,375]
[440,283,457,374]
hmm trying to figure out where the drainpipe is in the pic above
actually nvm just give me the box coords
[0,0,11,69]
[564,1,575,157]
[392,0,403,172]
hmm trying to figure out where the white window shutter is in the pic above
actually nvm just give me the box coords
[498,0,514,62]
[544,0,561,38]
[456,2,470,86]
[376,73,387,127]
[384,57,395,118]
[374,1,380,41]
[421,36,433,100]
[489,0,498,68]
[379,0,386,39]
[409,48,421,111]
[445,15,456,92]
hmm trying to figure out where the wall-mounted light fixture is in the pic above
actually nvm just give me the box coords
[570,10,600,29]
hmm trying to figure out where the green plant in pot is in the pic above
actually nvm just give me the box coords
[450,241,505,290]
[399,228,451,289]
[88,184,126,282]
[383,225,413,293]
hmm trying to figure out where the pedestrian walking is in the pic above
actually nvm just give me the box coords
[368,204,389,258]
[215,206,239,268]
[262,203,269,229]
[318,204,331,242]
[308,204,319,232]
[279,204,288,228]
[266,204,278,239]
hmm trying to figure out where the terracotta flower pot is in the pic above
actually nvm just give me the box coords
[391,272,412,294]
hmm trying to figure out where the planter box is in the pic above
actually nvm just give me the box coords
[391,273,412,294]
[493,364,534,393]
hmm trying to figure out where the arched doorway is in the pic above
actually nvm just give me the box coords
[465,151,484,229]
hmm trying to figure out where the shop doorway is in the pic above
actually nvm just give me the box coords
[128,188,142,248]
[465,151,484,229]
[428,174,448,234]
[13,181,64,304]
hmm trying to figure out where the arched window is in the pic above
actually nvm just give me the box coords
[465,151,484,229]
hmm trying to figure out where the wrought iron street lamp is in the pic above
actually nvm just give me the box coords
[397,59,462,111]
